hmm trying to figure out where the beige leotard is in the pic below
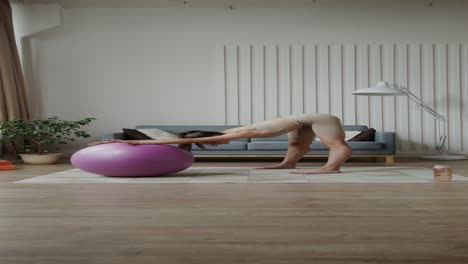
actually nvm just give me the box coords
[223,114,345,140]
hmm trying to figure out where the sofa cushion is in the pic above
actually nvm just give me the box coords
[348,128,376,141]
[192,141,248,150]
[122,128,152,140]
[314,131,365,142]
[342,125,368,131]
[320,142,384,150]
[250,134,289,141]
[247,141,384,150]
[136,125,249,142]
[136,128,179,139]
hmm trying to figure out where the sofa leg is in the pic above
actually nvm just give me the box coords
[386,155,394,166]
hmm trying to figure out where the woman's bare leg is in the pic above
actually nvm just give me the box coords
[291,135,352,174]
[258,127,313,169]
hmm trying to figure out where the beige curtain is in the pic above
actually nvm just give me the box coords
[0,0,30,160]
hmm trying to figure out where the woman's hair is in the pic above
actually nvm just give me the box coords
[177,130,225,152]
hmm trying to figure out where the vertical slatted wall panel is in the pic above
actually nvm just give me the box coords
[462,45,468,153]
[330,45,343,120]
[217,43,468,155]
[369,44,383,132]
[225,45,239,125]
[421,44,436,151]
[303,45,317,115]
[435,44,448,152]
[317,44,330,114]
[382,44,396,134]
[395,44,409,153]
[448,44,462,153]
[291,45,304,115]
[215,45,226,125]
[264,45,278,120]
[342,44,356,126]
[278,45,291,117]
[409,44,423,152]
[238,45,251,125]
[356,44,370,128]
[251,45,265,123]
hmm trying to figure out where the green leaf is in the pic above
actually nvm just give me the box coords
[0,116,95,151]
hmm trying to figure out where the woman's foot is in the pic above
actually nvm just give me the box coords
[290,168,341,174]
[291,143,351,174]
[256,162,296,169]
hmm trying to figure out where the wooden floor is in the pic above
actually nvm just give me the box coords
[1,158,468,264]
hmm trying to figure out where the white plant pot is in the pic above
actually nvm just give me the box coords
[19,153,63,165]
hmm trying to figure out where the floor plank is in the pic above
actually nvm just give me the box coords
[1,158,468,263]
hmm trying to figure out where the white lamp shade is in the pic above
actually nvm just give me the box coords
[352,81,405,96]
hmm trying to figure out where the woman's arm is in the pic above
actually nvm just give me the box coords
[128,133,249,145]
[187,131,254,143]
[89,131,255,146]
[127,138,195,144]
[88,137,195,146]
[125,131,253,145]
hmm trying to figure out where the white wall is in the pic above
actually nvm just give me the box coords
[14,2,468,155]
[11,2,62,64]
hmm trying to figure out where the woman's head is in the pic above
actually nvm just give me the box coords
[178,130,225,152]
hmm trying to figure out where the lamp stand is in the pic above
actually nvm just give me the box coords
[398,86,467,161]
[353,82,467,161]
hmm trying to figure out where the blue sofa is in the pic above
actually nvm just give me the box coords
[103,125,396,165]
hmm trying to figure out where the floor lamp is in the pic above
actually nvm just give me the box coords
[353,81,466,161]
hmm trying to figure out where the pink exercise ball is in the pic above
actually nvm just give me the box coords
[71,143,194,177]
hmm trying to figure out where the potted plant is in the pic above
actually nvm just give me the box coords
[0,116,95,165]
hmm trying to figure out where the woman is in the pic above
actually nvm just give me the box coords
[92,114,352,174]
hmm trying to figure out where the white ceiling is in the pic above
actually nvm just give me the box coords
[19,0,453,9]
